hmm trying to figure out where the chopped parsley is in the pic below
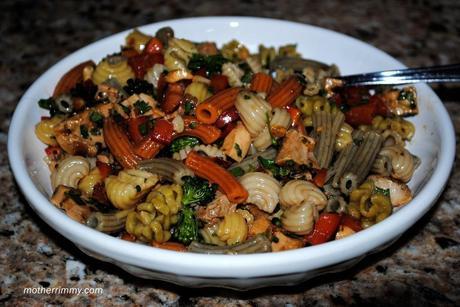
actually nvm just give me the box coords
[184,101,194,115]
[133,100,152,115]
[90,127,101,135]
[243,94,251,100]
[187,53,228,75]
[234,143,242,157]
[374,187,390,197]
[138,122,149,136]
[241,72,253,84]
[80,125,89,139]
[271,217,282,227]
[188,122,198,129]
[135,185,141,192]
[89,111,103,126]
[229,167,245,177]
[258,156,292,178]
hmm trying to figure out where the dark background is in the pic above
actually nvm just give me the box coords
[1,0,459,305]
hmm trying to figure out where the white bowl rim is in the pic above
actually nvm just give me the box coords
[8,16,456,279]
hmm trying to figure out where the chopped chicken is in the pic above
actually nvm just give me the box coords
[335,225,356,240]
[276,129,318,167]
[54,103,113,156]
[221,121,251,162]
[271,231,303,252]
[196,192,238,223]
[379,86,418,116]
[368,175,412,207]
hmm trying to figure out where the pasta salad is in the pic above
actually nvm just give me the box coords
[35,27,419,254]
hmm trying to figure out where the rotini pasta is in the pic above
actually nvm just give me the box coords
[35,115,65,145]
[37,27,422,253]
[92,55,135,85]
[105,169,158,209]
[217,211,248,245]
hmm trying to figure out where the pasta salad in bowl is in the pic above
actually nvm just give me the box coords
[8,17,455,289]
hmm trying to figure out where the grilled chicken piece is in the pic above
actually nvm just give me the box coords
[276,129,318,167]
[54,103,113,156]
[368,175,412,207]
[379,86,418,117]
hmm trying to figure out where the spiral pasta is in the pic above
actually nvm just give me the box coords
[258,44,276,67]
[125,28,152,53]
[335,122,353,151]
[78,167,103,197]
[239,172,281,213]
[92,55,134,85]
[246,56,263,73]
[253,107,292,151]
[51,156,90,189]
[125,184,182,242]
[164,38,197,71]
[138,158,193,185]
[279,180,327,210]
[144,63,165,88]
[35,115,65,145]
[105,170,158,209]
[235,91,272,137]
[217,212,248,245]
[377,145,417,182]
[296,95,339,127]
[221,62,244,87]
[200,223,226,246]
[281,201,317,235]
[368,116,415,141]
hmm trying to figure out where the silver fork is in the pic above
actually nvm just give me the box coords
[324,63,460,88]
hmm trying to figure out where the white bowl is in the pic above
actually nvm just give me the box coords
[8,17,455,290]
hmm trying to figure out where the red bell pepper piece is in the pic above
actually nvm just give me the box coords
[151,119,173,144]
[127,116,149,144]
[215,107,239,128]
[144,37,163,54]
[340,214,362,232]
[372,95,390,117]
[194,68,207,78]
[313,169,328,188]
[128,53,164,79]
[285,105,302,127]
[345,99,377,127]
[96,161,112,179]
[210,75,229,92]
[307,213,341,245]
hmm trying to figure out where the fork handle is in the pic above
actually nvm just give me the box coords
[335,64,460,86]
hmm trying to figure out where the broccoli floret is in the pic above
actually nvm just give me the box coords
[173,206,199,245]
[170,137,201,153]
[181,176,217,206]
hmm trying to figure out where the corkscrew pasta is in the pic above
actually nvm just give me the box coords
[36,26,421,253]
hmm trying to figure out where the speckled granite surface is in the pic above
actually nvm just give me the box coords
[1,0,459,305]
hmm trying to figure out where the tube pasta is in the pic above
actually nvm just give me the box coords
[239,172,281,213]
[125,184,182,243]
[312,111,345,168]
[35,115,65,145]
[281,201,317,235]
[222,62,244,87]
[105,170,158,209]
[378,145,417,182]
[217,212,248,245]
[92,56,134,85]
[235,91,272,137]
[279,180,327,210]
[138,158,193,184]
[51,156,90,190]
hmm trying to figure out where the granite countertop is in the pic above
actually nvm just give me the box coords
[1,0,459,305]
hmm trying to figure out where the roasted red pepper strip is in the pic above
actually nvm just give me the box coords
[313,168,328,188]
[144,37,163,54]
[210,74,229,92]
[151,119,174,145]
[128,53,164,79]
[307,213,341,245]
[345,99,377,127]
[340,214,362,232]
[285,105,302,127]
[127,116,149,144]
[96,161,112,179]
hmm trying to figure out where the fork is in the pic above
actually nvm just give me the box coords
[324,63,460,89]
